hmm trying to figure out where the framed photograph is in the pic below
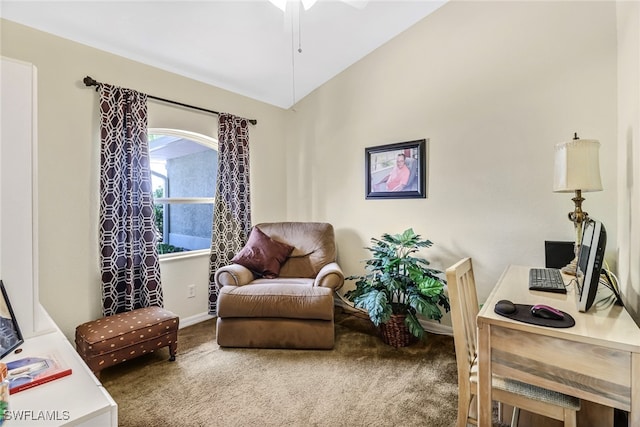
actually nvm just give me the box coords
[0,280,23,359]
[365,139,427,199]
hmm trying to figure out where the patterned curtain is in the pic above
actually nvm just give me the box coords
[99,83,163,316]
[208,113,252,314]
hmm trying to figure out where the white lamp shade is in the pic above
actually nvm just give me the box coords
[553,139,603,193]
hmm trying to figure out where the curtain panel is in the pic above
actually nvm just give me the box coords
[209,113,252,314]
[99,84,163,316]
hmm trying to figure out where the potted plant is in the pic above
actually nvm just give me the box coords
[345,228,450,347]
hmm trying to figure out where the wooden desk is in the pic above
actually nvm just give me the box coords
[477,265,640,427]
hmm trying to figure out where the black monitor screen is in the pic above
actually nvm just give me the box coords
[577,223,594,277]
[576,219,606,312]
[0,280,23,359]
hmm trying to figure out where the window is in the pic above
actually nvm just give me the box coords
[148,129,217,256]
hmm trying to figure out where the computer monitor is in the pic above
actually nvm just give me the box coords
[576,219,606,312]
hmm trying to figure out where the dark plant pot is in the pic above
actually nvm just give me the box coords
[379,313,418,348]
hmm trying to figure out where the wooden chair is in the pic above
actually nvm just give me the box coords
[446,258,580,427]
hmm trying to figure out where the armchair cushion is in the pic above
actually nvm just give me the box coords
[217,284,333,320]
[231,226,294,278]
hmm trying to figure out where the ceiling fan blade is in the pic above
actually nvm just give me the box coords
[268,0,287,12]
[340,0,370,9]
[301,0,319,10]
[268,0,368,12]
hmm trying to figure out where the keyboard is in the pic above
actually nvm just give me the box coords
[528,268,567,294]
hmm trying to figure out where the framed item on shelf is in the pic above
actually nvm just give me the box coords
[0,280,23,359]
[365,139,427,199]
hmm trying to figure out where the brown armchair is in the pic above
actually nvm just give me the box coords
[214,222,344,349]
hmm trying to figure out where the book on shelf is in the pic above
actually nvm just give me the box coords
[6,354,72,394]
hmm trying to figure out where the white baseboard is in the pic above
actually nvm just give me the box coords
[178,312,215,329]
[419,319,453,336]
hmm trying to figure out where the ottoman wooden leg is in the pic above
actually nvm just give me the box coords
[169,342,177,362]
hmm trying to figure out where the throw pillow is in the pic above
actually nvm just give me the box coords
[231,226,294,278]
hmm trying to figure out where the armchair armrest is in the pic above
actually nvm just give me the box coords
[314,262,344,291]
[215,263,254,289]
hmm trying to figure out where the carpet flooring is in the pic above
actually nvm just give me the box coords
[100,309,462,427]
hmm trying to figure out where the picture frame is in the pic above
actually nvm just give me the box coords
[0,280,23,359]
[365,139,427,199]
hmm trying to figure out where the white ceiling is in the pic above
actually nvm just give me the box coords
[0,0,447,109]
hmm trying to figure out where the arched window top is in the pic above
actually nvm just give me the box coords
[148,128,218,150]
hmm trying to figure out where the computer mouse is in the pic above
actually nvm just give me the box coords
[531,304,564,320]
[495,299,516,314]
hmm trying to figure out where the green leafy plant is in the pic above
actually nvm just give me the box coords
[157,243,186,255]
[153,187,164,240]
[345,228,450,340]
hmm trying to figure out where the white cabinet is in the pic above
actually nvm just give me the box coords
[0,56,40,338]
[1,57,117,426]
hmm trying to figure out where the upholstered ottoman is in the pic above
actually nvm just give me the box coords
[75,306,179,376]
[216,283,335,349]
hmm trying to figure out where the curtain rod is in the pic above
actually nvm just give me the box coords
[82,76,257,126]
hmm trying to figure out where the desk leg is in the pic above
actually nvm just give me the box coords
[478,321,492,427]
[631,353,640,426]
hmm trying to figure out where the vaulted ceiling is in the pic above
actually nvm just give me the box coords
[1,0,447,108]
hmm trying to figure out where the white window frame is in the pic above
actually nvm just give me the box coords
[148,128,217,259]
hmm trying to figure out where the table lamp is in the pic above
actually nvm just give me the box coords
[553,133,603,275]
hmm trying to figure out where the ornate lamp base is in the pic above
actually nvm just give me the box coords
[561,256,578,276]
[560,189,589,277]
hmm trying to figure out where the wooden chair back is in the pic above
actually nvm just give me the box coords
[446,258,479,383]
[446,258,480,426]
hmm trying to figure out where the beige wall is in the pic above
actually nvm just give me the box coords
[616,2,640,324]
[0,0,626,338]
[288,0,619,313]
[1,19,288,339]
